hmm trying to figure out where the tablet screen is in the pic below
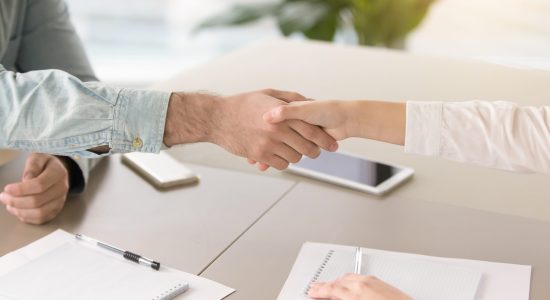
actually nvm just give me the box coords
[293,151,403,187]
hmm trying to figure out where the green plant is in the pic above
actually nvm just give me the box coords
[197,0,435,48]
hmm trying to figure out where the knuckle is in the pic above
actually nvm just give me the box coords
[343,273,355,279]
[291,92,305,100]
[364,275,378,282]
[335,286,349,294]
[306,145,321,158]
[266,124,279,134]
[262,88,275,95]
[9,185,22,195]
[274,106,287,117]
[301,125,317,139]
[272,162,286,171]
[34,181,47,193]
[255,151,269,162]
[35,210,49,223]
[289,154,301,164]
[257,139,272,152]
[29,196,41,207]
[324,283,336,292]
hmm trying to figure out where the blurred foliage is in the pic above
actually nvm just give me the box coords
[197,0,436,48]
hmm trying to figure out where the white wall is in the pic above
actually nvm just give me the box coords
[408,0,550,69]
[65,0,550,86]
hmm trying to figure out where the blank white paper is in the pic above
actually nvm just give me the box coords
[312,249,481,300]
[0,242,188,300]
[0,230,235,300]
[277,242,531,300]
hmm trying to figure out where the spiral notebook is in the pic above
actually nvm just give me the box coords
[0,230,235,300]
[0,242,188,300]
[303,248,482,300]
[278,242,532,300]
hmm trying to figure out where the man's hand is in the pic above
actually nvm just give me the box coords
[0,154,70,224]
[249,99,354,171]
[163,89,339,170]
[308,274,412,300]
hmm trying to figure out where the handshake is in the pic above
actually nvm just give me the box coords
[162,89,365,170]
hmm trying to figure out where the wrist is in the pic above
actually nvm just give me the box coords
[355,100,406,145]
[344,101,366,138]
[163,92,221,146]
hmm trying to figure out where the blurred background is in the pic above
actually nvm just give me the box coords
[65,0,550,87]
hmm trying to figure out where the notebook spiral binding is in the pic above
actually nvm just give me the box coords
[303,250,335,295]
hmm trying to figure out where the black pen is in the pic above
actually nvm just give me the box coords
[75,233,160,270]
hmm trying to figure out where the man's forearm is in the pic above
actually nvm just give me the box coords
[163,92,221,147]
[0,65,170,157]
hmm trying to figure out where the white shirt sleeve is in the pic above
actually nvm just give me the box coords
[404,101,550,174]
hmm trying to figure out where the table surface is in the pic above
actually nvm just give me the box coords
[155,39,550,299]
[1,39,549,300]
[0,152,295,276]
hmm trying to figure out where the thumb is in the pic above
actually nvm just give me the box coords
[22,154,50,181]
[263,105,306,124]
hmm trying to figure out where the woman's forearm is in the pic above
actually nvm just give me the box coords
[405,101,550,174]
[347,100,406,145]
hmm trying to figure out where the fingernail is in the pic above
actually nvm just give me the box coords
[330,143,338,152]
[0,193,5,203]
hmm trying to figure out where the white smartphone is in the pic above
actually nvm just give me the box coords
[121,151,199,189]
[287,150,414,196]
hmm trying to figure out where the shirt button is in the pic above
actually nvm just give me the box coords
[132,137,143,149]
[73,154,81,160]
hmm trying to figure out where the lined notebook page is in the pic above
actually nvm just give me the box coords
[308,248,482,300]
[0,242,188,300]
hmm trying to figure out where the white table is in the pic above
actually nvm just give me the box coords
[155,39,550,299]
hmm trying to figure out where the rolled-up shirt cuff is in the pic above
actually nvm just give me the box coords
[111,89,171,154]
[404,101,443,156]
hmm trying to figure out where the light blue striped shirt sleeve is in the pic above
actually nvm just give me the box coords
[0,64,171,158]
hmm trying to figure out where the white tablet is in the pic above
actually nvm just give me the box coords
[287,150,414,196]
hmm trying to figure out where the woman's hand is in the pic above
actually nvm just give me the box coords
[263,100,359,141]
[249,100,356,171]
[308,274,412,300]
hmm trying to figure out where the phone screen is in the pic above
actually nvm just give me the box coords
[293,151,403,187]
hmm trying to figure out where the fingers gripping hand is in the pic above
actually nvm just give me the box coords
[264,100,353,141]
[247,118,341,172]
[262,88,307,103]
[215,89,337,171]
[0,154,70,225]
